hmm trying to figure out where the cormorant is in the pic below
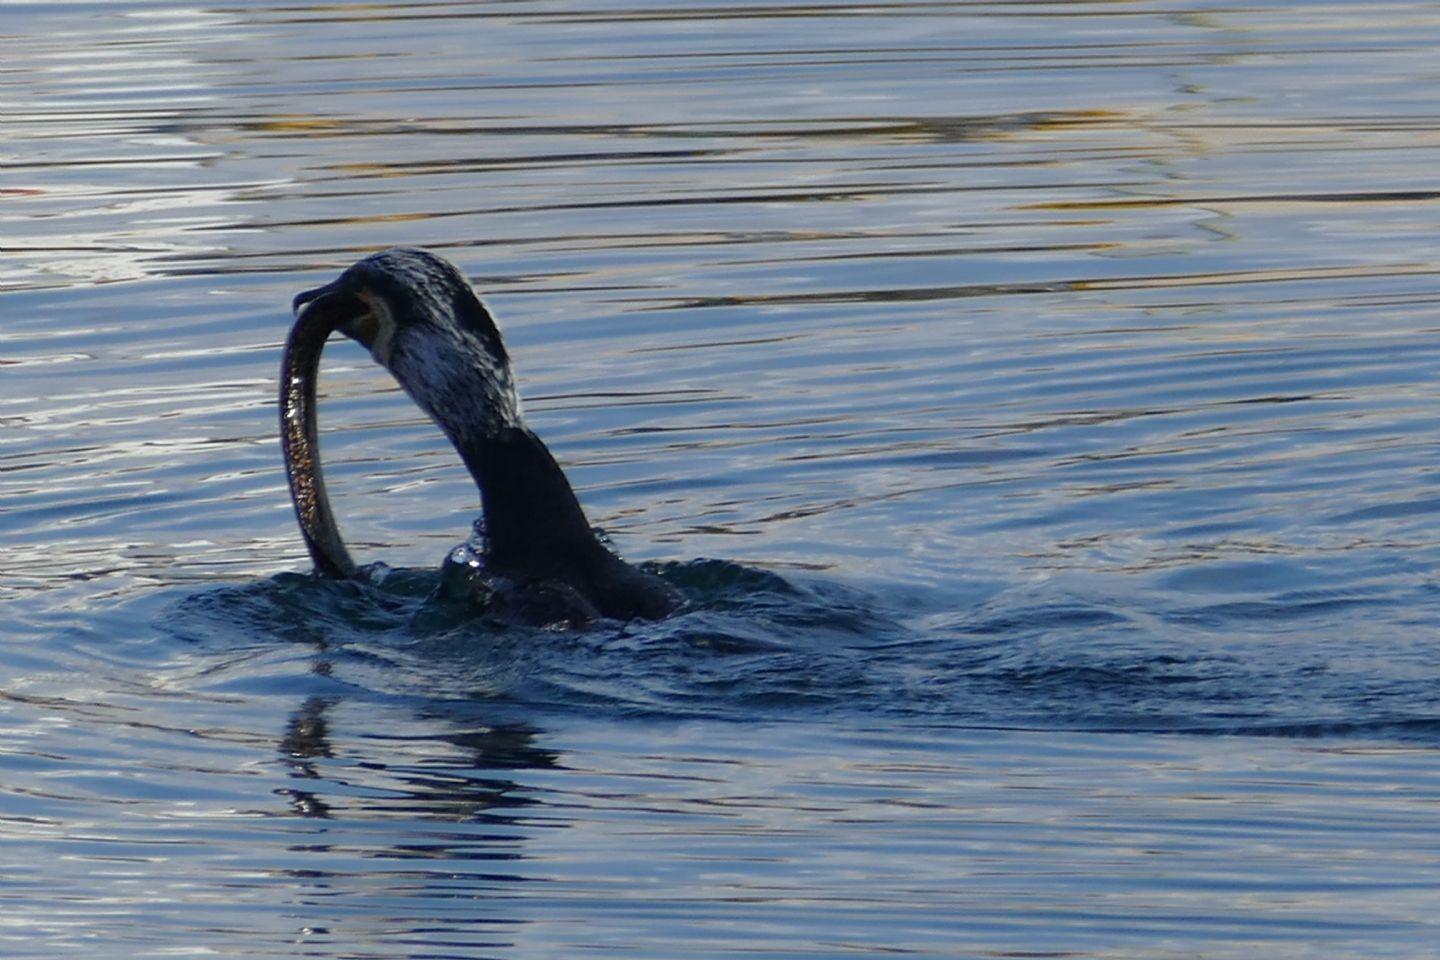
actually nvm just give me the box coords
[279,247,683,623]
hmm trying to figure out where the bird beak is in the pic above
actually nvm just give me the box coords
[293,283,393,366]
[280,288,359,579]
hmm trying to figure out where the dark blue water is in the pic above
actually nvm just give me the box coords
[5,2,1440,957]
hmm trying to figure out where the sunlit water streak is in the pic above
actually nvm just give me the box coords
[5,1,1440,958]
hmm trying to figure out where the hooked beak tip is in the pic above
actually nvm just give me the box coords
[291,286,380,350]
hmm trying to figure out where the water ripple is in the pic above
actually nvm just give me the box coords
[8,2,1440,957]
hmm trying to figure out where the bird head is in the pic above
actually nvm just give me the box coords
[291,247,522,441]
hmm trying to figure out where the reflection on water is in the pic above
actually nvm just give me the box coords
[7,682,1440,959]
[5,1,1440,958]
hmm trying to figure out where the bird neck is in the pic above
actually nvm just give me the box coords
[457,426,602,576]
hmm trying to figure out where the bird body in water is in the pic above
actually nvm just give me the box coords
[280,247,683,624]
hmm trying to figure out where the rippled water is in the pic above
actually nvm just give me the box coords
[6,2,1440,957]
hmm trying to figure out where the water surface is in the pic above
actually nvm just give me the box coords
[5,2,1440,957]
